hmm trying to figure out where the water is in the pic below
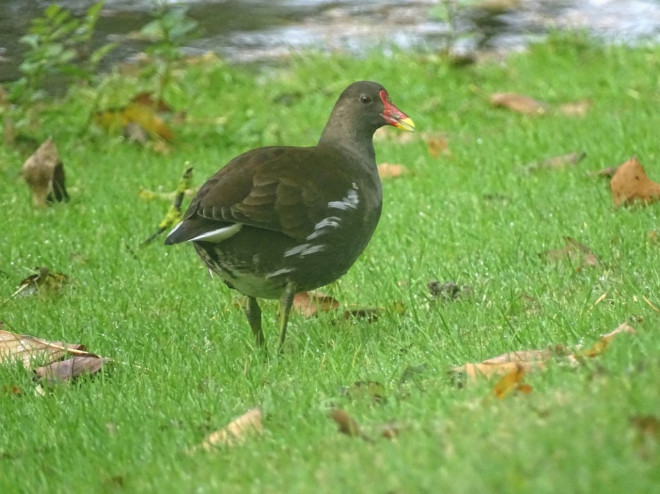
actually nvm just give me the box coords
[1,0,659,83]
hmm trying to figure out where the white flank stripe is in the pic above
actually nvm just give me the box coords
[284,243,326,257]
[190,223,242,243]
[265,267,295,279]
[307,216,342,240]
[328,189,359,211]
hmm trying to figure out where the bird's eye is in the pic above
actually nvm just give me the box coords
[360,94,372,104]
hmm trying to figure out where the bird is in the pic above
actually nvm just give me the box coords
[165,81,414,352]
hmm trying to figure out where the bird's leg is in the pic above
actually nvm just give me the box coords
[242,296,266,349]
[277,282,297,353]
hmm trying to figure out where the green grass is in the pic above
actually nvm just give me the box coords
[1,33,660,493]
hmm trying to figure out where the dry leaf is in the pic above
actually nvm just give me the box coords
[427,280,472,300]
[559,100,590,117]
[341,380,386,404]
[293,290,340,318]
[21,138,69,207]
[378,421,401,440]
[94,101,174,142]
[197,408,263,451]
[522,151,586,173]
[455,349,553,381]
[427,135,450,158]
[580,321,636,357]
[492,363,529,400]
[540,237,599,268]
[329,408,361,437]
[454,322,635,383]
[610,156,660,207]
[342,307,381,323]
[34,356,109,383]
[490,93,548,115]
[0,329,88,369]
[592,166,619,179]
[377,163,408,179]
[13,267,69,297]
[131,91,173,113]
[630,414,660,459]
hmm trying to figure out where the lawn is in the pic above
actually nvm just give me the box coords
[1,33,659,493]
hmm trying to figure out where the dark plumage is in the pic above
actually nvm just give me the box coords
[166,81,414,352]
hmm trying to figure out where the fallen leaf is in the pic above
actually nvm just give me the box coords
[492,363,529,400]
[540,237,599,268]
[293,290,340,318]
[342,307,381,323]
[329,408,361,437]
[427,135,450,158]
[21,138,69,207]
[34,356,109,383]
[453,321,636,382]
[341,381,386,404]
[13,267,68,297]
[428,280,472,300]
[131,91,173,113]
[610,156,660,207]
[592,166,619,179]
[197,408,263,451]
[455,349,553,381]
[580,321,636,358]
[521,151,586,173]
[0,329,88,369]
[559,100,590,117]
[94,101,175,142]
[377,163,408,179]
[378,421,401,440]
[490,93,549,115]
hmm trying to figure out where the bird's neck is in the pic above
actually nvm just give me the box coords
[317,116,377,164]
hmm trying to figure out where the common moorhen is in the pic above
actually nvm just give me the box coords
[166,81,414,352]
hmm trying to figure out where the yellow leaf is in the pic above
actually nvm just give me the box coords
[196,408,263,451]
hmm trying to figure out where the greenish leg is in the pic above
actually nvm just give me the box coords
[243,296,266,350]
[277,283,297,354]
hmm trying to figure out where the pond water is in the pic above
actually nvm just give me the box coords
[1,0,659,82]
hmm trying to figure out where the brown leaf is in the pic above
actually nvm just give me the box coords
[292,290,340,318]
[21,138,69,207]
[453,322,635,382]
[377,163,408,179]
[630,414,660,459]
[94,102,174,142]
[34,356,109,383]
[492,363,528,400]
[13,267,68,297]
[341,380,386,404]
[197,408,263,451]
[580,321,636,358]
[454,349,553,381]
[329,408,361,437]
[540,237,599,268]
[131,91,173,113]
[427,135,450,158]
[428,281,472,300]
[610,156,660,207]
[342,307,381,323]
[559,100,590,117]
[378,421,401,440]
[0,329,87,369]
[522,151,586,173]
[490,93,549,115]
[592,166,619,179]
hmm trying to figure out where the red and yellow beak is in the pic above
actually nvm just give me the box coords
[380,90,415,131]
